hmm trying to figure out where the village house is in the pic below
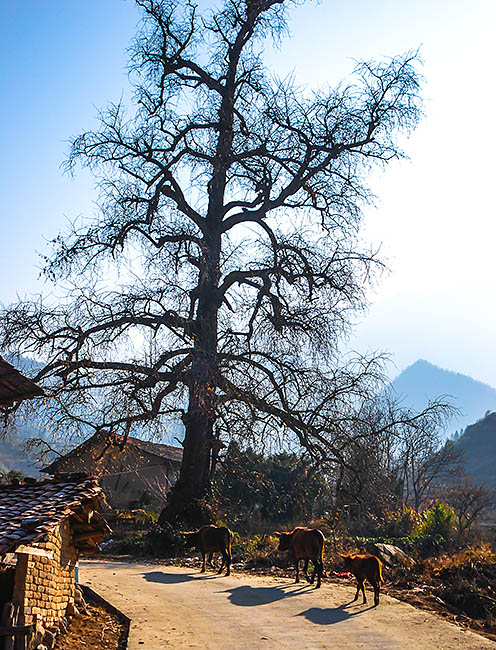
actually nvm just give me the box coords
[0,473,110,650]
[0,357,43,413]
[42,432,183,511]
[0,358,110,649]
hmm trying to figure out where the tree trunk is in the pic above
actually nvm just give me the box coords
[160,233,221,528]
[161,51,234,528]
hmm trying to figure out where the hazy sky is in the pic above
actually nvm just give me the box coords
[1,0,496,385]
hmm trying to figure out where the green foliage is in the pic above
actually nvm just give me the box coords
[379,505,423,538]
[104,523,187,557]
[395,505,423,536]
[235,534,289,568]
[144,523,187,558]
[104,532,147,555]
[415,501,457,541]
[357,502,460,558]
[145,510,159,524]
[214,443,331,531]
[0,470,24,484]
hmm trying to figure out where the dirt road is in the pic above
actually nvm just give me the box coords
[80,560,494,650]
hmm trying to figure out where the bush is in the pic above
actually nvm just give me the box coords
[383,505,422,538]
[102,523,188,558]
[416,501,457,542]
[103,532,147,555]
[144,523,187,557]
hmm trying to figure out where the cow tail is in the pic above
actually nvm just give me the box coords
[377,559,384,584]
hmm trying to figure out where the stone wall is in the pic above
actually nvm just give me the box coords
[13,519,77,631]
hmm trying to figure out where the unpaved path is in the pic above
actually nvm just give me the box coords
[80,560,494,650]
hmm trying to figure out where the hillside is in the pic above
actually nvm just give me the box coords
[0,354,183,475]
[454,411,496,490]
[389,359,496,438]
[0,354,45,475]
[0,435,40,476]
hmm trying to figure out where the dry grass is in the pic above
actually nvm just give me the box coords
[382,543,496,640]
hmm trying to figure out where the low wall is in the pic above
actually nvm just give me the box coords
[13,519,77,634]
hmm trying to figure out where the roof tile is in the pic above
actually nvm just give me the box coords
[0,474,109,555]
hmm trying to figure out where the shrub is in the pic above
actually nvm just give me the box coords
[144,523,187,557]
[416,501,456,541]
[385,505,422,537]
[103,532,147,555]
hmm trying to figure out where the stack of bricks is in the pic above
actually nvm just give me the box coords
[13,519,77,629]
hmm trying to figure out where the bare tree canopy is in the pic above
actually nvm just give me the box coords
[334,396,459,521]
[444,474,495,537]
[1,0,434,524]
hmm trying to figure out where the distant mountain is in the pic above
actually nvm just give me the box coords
[453,411,496,490]
[0,353,183,475]
[388,360,496,438]
[3,352,44,379]
[0,354,46,476]
[0,435,40,477]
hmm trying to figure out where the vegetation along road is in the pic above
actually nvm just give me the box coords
[80,560,494,649]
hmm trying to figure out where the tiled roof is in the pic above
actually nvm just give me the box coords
[0,357,43,407]
[43,432,183,475]
[126,436,183,462]
[0,474,108,555]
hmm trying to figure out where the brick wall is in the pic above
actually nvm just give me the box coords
[13,519,77,629]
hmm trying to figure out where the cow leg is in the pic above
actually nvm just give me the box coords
[304,559,311,582]
[294,557,300,583]
[225,550,231,576]
[220,550,231,576]
[314,558,323,589]
[353,579,364,602]
[372,580,380,606]
[360,579,367,604]
[308,559,316,586]
[201,552,207,573]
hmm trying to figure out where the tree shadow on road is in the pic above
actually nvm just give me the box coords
[220,583,314,606]
[142,570,219,584]
[297,602,376,625]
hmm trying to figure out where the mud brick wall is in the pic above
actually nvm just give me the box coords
[12,519,77,628]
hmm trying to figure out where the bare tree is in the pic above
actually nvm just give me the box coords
[399,424,462,510]
[332,396,456,522]
[444,475,495,538]
[1,0,428,524]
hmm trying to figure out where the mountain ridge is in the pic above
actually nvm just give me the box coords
[453,411,496,490]
[389,359,496,438]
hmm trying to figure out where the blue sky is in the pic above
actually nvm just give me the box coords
[1,0,496,385]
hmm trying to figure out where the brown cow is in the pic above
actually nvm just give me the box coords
[275,527,325,588]
[340,553,383,606]
[184,525,233,576]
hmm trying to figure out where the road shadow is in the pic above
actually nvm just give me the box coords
[142,570,218,584]
[221,583,313,606]
[297,603,376,625]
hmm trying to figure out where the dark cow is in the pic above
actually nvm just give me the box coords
[340,553,383,606]
[184,525,233,576]
[275,527,325,588]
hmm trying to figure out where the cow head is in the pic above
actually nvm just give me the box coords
[340,554,353,570]
[183,531,199,548]
[274,531,292,552]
